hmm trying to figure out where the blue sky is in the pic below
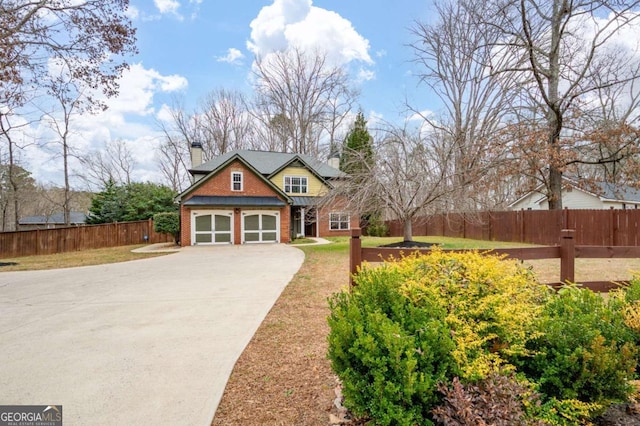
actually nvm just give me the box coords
[20,0,440,187]
[130,0,437,119]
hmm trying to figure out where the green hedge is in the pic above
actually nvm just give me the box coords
[153,212,179,243]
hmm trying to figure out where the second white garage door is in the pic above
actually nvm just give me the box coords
[242,210,279,243]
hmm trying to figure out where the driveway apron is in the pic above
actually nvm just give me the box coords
[0,244,304,426]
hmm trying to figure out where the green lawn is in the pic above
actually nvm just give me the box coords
[303,235,536,253]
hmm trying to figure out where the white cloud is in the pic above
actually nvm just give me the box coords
[156,104,174,122]
[357,68,376,82]
[154,0,180,15]
[11,64,188,187]
[247,0,372,67]
[407,110,434,122]
[126,5,140,20]
[216,48,245,64]
[104,63,187,116]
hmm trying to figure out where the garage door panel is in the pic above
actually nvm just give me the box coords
[263,215,276,230]
[244,215,259,231]
[195,215,211,232]
[215,215,231,232]
[215,232,231,243]
[263,232,277,241]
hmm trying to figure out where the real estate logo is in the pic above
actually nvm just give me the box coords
[0,405,62,426]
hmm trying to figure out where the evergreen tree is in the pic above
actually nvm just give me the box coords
[87,181,177,224]
[340,111,374,176]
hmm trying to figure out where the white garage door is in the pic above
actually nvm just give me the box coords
[242,211,279,243]
[192,210,233,245]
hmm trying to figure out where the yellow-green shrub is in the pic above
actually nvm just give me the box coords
[328,251,640,425]
[327,250,549,425]
[390,250,550,379]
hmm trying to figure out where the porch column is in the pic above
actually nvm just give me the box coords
[300,207,305,237]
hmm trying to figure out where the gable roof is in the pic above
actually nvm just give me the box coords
[177,153,291,202]
[509,177,640,208]
[190,149,345,179]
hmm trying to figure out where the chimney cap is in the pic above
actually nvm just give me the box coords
[191,141,203,148]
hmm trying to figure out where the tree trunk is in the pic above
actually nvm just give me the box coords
[403,218,413,242]
[63,138,70,225]
[8,137,19,231]
[545,0,563,210]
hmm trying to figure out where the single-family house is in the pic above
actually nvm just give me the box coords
[509,178,640,210]
[18,212,87,230]
[176,144,358,245]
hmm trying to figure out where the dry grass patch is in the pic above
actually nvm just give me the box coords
[0,244,171,271]
[211,247,348,426]
[526,258,640,284]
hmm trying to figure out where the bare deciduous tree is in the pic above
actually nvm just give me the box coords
[199,89,254,154]
[40,66,99,225]
[474,0,640,209]
[80,139,136,190]
[329,122,471,242]
[411,0,523,211]
[252,47,357,156]
[156,130,191,192]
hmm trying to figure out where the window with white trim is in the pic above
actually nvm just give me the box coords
[329,212,350,230]
[231,172,243,191]
[284,176,308,194]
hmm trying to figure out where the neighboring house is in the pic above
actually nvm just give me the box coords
[176,145,358,245]
[509,178,640,210]
[18,212,87,230]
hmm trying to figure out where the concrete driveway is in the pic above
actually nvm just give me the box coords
[0,244,304,425]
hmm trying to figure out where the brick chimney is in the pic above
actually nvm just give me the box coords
[327,146,340,170]
[190,141,203,168]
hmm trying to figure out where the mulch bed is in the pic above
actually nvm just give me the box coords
[378,241,438,249]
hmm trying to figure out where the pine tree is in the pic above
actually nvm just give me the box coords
[340,111,374,176]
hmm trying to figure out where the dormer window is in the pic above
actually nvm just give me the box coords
[231,172,243,191]
[284,176,308,194]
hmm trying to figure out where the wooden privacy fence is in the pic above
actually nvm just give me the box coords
[0,219,173,258]
[350,228,640,292]
[385,209,640,246]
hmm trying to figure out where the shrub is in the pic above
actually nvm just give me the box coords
[393,251,550,380]
[328,251,549,425]
[365,213,389,237]
[431,373,545,426]
[328,268,458,426]
[329,251,640,425]
[153,212,180,243]
[519,284,638,403]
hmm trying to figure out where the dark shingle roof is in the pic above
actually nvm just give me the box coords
[596,182,640,202]
[182,196,287,207]
[19,212,87,225]
[290,196,321,206]
[190,149,345,179]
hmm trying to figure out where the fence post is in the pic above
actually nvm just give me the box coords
[560,229,575,284]
[350,228,362,288]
